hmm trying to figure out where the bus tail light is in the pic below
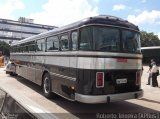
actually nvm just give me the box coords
[136,72,141,85]
[96,72,104,88]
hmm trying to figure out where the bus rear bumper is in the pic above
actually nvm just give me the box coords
[75,90,143,104]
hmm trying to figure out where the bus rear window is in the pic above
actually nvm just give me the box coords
[79,27,92,50]
[79,26,140,53]
[122,30,141,53]
[93,27,120,52]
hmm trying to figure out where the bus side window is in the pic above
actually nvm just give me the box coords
[29,44,35,52]
[79,27,92,50]
[28,41,36,52]
[17,46,20,53]
[23,46,28,52]
[71,31,78,50]
[36,39,45,52]
[12,47,16,53]
[46,36,59,51]
[14,46,18,53]
[20,46,23,52]
[60,35,69,51]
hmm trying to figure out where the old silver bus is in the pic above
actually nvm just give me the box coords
[9,15,143,103]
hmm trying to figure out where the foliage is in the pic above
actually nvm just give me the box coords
[140,31,160,47]
[0,41,10,56]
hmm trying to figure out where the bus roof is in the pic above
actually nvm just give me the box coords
[11,15,139,46]
[141,46,160,50]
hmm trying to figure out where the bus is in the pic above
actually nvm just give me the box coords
[8,15,143,103]
[141,46,160,64]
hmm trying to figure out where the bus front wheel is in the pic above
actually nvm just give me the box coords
[42,73,53,98]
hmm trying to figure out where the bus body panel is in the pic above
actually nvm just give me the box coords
[75,90,143,103]
[10,52,142,101]
[76,69,141,95]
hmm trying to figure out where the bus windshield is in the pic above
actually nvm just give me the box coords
[79,26,141,53]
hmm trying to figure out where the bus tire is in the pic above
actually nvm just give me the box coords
[42,73,53,99]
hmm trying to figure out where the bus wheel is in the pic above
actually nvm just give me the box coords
[43,73,53,98]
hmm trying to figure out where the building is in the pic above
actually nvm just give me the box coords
[0,17,57,44]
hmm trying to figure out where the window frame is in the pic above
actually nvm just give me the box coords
[28,41,36,52]
[60,34,69,51]
[78,25,140,53]
[71,31,78,51]
[121,30,141,53]
[23,45,29,52]
[46,35,59,51]
[92,26,121,52]
[36,38,46,52]
[79,26,93,51]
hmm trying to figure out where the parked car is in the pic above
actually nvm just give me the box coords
[5,62,17,76]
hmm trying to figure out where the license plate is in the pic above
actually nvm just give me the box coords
[116,78,127,84]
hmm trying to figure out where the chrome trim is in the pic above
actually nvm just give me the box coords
[77,57,142,70]
[50,72,76,81]
[75,90,143,104]
[11,55,142,70]
[15,64,76,81]
[17,64,42,71]
[141,46,160,50]
[11,51,142,58]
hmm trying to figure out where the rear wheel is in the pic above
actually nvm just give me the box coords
[42,73,53,98]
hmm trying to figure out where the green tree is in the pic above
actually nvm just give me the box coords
[140,31,160,47]
[0,41,10,56]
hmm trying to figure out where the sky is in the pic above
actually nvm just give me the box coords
[0,0,160,39]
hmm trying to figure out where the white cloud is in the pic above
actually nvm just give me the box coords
[112,4,126,11]
[28,0,98,26]
[93,0,100,3]
[0,0,25,19]
[127,10,160,25]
